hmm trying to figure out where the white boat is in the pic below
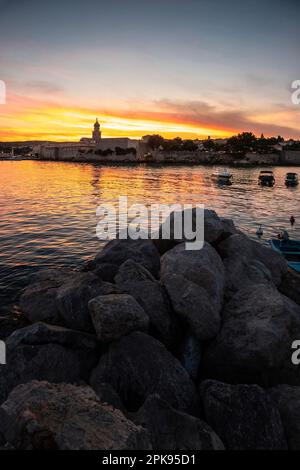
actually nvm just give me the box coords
[211,170,233,185]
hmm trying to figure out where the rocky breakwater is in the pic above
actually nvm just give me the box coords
[1,209,300,450]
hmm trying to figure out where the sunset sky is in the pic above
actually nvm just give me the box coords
[0,0,299,142]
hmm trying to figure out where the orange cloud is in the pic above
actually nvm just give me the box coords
[1,93,299,142]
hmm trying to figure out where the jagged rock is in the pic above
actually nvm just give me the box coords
[269,385,300,450]
[20,269,118,332]
[0,381,151,450]
[279,269,300,307]
[153,209,237,255]
[19,268,72,325]
[89,293,149,342]
[56,272,118,332]
[202,284,300,386]
[178,333,201,380]
[90,331,199,414]
[218,233,288,296]
[0,323,99,404]
[93,239,160,278]
[161,242,225,341]
[200,380,287,450]
[204,211,237,245]
[114,260,182,348]
[92,262,119,282]
[134,394,224,450]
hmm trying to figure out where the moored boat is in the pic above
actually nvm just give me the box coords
[270,238,300,274]
[211,170,233,185]
[285,172,299,186]
[258,170,275,186]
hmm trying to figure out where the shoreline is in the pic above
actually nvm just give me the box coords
[1,156,300,167]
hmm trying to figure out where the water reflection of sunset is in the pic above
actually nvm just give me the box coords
[1,160,300,307]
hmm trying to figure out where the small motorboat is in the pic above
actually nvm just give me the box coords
[285,172,299,186]
[270,238,300,274]
[258,170,275,186]
[211,170,233,185]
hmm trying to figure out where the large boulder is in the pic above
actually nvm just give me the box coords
[161,242,225,341]
[269,385,300,450]
[279,269,300,307]
[89,293,149,342]
[114,260,181,348]
[218,233,288,296]
[20,269,118,332]
[56,272,118,332]
[92,239,161,278]
[0,381,151,450]
[154,208,237,255]
[202,283,300,386]
[200,380,287,450]
[0,322,99,404]
[19,268,72,325]
[90,331,199,414]
[134,394,224,450]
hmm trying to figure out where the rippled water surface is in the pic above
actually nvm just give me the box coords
[1,161,300,311]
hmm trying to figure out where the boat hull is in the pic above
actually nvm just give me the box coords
[269,239,300,274]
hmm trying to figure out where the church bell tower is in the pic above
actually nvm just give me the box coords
[92,118,101,143]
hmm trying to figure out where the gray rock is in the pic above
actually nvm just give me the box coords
[115,260,182,348]
[0,322,99,404]
[0,381,151,450]
[20,269,118,332]
[203,283,300,386]
[135,394,224,450]
[279,269,300,307]
[204,210,237,245]
[200,380,287,450]
[89,293,149,342]
[93,239,161,278]
[161,242,225,341]
[92,262,119,282]
[218,233,288,296]
[56,272,118,332]
[19,268,72,325]
[90,331,199,414]
[269,385,300,450]
[154,209,236,255]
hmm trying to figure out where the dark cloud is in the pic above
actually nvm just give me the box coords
[151,99,300,137]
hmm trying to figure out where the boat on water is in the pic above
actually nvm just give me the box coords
[285,172,299,186]
[270,238,300,274]
[258,170,275,186]
[211,170,233,185]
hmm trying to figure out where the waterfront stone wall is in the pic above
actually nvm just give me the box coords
[35,142,300,166]
[283,150,300,164]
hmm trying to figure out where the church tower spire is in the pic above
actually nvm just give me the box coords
[92,118,101,143]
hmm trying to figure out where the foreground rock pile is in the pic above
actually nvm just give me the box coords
[1,209,300,450]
